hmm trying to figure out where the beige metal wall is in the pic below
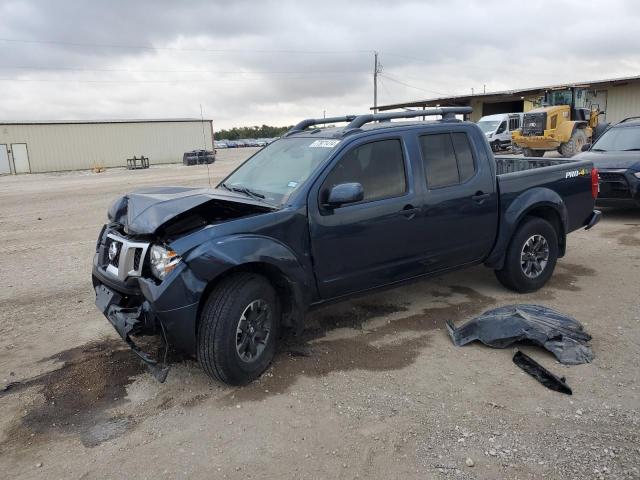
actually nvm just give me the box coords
[0,120,213,173]
[601,82,640,123]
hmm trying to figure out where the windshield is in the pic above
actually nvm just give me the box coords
[591,126,640,152]
[219,137,340,205]
[477,121,500,133]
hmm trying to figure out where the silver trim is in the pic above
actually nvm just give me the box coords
[105,233,150,281]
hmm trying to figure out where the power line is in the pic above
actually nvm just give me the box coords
[0,73,367,84]
[0,37,373,55]
[379,73,449,96]
[0,65,369,75]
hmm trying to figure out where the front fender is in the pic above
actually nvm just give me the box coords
[485,187,568,269]
[180,233,312,315]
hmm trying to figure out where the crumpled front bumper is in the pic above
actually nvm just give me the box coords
[92,249,207,381]
[94,282,170,381]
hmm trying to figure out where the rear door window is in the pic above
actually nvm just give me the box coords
[420,132,477,188]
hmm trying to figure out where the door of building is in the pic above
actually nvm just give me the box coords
[0,145,10,174]
[11,143,30,173]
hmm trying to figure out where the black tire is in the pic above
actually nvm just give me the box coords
[197,273,280,385]
[593,122,609,142]
[491,141,501,152]
[559,129,586,157]
[494,217,559,293]
[523,148,545,157]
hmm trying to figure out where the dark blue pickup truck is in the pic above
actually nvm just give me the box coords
[92,107,601,385]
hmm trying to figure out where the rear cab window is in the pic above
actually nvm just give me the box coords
[419,132,477,188]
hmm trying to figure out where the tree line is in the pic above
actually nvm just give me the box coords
[215,124,293,140]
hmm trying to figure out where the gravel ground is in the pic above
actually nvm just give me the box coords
[0,147,639,479]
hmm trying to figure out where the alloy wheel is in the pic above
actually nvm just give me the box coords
[520,234,550,279]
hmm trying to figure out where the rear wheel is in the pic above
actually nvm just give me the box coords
[559,129,587,157]
[197,273,280,385]
[494,217,559,293]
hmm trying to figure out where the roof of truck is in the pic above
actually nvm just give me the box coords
[282,107,474,140]
[285,118,469,140]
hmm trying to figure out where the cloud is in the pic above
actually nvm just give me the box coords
[0,0,638,128]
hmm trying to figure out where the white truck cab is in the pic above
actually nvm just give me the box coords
[477,113,524,152]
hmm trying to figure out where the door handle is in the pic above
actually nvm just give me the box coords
[471,191,490,203]
[400,204,419,219]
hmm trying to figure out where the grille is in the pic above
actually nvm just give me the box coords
[598,172,627,182]
[133,248,143,271]
[598,172,631,198]
[522,112,546,136]
[104,237,122,267]
[102,232,150,281]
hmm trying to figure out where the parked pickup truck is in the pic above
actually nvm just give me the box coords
[92,107,601,385]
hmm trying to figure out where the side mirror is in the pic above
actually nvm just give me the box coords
[325,182,364,208]
[581,143,591,152]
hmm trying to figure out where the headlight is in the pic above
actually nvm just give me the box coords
[149,245,181,280]
[486,133,493,138]
[634,171,640,179]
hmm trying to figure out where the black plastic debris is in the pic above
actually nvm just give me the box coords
[513,350,572,395]
[446,304,593,365]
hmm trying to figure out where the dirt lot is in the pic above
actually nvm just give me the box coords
[1,148,639,479]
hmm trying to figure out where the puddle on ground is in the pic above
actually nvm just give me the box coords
[545,262,596,292]
[0,339,145,450]
[219,286,495,404]
[601,225,640,247]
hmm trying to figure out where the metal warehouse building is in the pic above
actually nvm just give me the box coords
[376,75,640,124]
[0,118,213,174]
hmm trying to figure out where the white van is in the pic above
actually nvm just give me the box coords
[477,113,524,152]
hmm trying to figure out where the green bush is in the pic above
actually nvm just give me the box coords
[215,124,293,141]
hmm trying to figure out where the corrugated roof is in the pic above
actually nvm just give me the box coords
[376,74,640,111]
[0,118,212,126]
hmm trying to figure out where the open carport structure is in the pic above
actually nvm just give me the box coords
[376,75,640,124]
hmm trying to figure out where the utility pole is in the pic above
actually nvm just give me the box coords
[373,51,382,113]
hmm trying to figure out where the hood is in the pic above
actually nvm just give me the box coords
[108,186,275,235]
[574,151,640,170]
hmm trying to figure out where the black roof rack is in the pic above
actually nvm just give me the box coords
[345,107,472,130]
[618,116,640,124]
[285,115,358,136]
[284,107,472,137]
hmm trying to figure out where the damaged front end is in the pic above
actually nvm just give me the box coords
[93,187,277,382]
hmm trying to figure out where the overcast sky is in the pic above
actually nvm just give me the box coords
[1,0,638,129]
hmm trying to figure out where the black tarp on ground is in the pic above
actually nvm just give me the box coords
[446,304,593,365]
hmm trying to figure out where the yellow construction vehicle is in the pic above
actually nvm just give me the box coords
[512,87,605,157]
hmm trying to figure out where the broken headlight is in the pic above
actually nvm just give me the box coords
[149,245,181,280]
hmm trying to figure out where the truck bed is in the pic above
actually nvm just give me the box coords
[494,156,575,175]
[494,155,596,234]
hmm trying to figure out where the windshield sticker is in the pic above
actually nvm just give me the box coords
[309,139,340,148]
[287,181,299,188]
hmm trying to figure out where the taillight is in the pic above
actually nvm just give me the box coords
[591,168,599,199]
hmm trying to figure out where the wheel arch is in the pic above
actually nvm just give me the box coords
[195,261,305,339]
[485,188,567,270]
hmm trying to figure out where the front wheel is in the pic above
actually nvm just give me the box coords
[559,129,587,157]
[494,217,559,293]
[197,273,280,385]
